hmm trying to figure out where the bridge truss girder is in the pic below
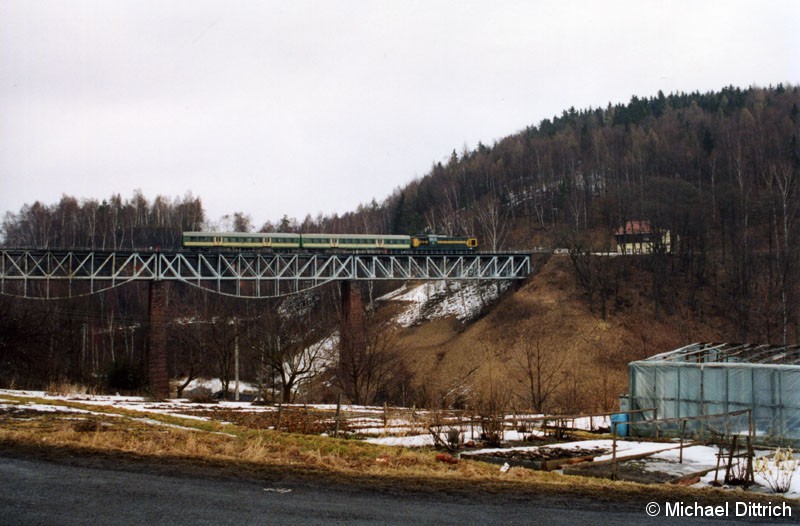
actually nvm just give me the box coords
[0,250,531,299]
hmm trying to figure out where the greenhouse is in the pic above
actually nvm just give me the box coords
[627,342,800,446]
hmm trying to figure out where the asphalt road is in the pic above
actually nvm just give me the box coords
[0,455,795,525]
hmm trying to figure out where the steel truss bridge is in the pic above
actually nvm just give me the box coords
[0,250,532,299]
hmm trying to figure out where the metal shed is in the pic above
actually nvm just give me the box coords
[627,342,800,446]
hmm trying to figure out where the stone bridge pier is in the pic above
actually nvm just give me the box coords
[147,280,170,399]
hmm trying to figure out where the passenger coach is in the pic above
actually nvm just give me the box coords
[181,232,478,252]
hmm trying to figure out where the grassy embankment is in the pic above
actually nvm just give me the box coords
[0,392,792,507]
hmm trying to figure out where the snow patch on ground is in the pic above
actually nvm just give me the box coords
[379,281,510,326]
[181,377,257,395]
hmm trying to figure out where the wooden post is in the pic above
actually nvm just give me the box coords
[611,422,618,480]
[679,420,686,463]
[334,393,342,438]
[745,430,754,486]
[724,435,738,483]
[234,322,240,401]
[471,414,475,441]
[304,392,311,433]
[653,407,659,438]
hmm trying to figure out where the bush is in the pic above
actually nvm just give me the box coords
[107,361,145,391]
[755,448,799,493]
[45,379,84,396]
[187,390,217,404]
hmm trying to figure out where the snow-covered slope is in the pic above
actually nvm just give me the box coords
[378,281,510,327]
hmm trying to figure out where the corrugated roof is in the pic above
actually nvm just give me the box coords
[641,342,800,366]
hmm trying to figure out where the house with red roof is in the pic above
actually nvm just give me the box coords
[614,221,671,254]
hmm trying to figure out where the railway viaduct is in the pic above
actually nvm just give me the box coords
[0,249,532,398]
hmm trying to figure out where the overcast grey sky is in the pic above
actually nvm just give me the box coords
[1,1,798,229]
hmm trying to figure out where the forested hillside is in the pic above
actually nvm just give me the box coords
[320,85,800,345]
[1,85,798,407]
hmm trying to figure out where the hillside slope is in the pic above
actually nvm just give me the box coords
[386,255,732,413]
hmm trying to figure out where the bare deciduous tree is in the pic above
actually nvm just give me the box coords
[508,327,565,413]
[473,197,510,251]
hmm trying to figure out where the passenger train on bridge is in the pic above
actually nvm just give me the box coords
[182,232,478,252]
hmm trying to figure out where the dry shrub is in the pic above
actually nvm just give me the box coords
[755,448,799,493]
[387,451,420,468]
[427,408,465,452]
[45,381,85,397]
[72,419,106,433]
[473,378,511,448]
[306,447,324,465]
[176,432,201,457]
[193,408,336,435]
[240,435,273,462]
[435,453,459,465]
[187,392,217,404]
